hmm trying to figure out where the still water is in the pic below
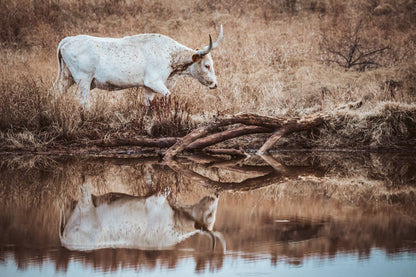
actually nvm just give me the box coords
[0,152,415,276]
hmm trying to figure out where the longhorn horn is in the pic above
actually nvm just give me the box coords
[212,24,223,49]
[197,35,213,56]
[196,25,223,56]
[206,230,217,251]
[198,228,216,250]
[200,229,226,253]
[212,231,226,253]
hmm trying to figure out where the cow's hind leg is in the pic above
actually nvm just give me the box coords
[53,60,74,95]
[77,78,93,110]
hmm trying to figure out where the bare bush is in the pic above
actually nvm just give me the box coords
[320,20,390,71]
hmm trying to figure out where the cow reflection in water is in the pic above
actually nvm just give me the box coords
[59,184,225,252]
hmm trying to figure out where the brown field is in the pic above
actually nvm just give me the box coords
[1,0,415,151]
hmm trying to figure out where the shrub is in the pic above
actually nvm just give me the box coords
[0,76,51,130]
[149,96,194,137]
[320,20,390,71]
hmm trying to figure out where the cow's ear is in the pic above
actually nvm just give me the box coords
[192,54,202,63]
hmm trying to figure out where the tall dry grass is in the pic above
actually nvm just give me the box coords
[1,0,415,150]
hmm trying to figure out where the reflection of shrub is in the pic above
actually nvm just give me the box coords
[320,21,390,71]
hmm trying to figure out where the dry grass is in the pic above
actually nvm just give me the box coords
[1,0,415,150]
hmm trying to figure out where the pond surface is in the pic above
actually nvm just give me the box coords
[0,152,415,276]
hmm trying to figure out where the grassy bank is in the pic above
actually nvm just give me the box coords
[1,0,415,152]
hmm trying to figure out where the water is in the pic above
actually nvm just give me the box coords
[0,152,415,276]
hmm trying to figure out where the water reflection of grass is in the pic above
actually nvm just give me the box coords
[0,152,415,206]
[0,153,415,271]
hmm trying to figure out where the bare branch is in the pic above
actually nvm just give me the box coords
[360,46,390,59]
[320,19,390,71]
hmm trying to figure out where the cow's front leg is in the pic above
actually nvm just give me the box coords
[144,80,171,115]
[144,88,155,107]
[144,88,155,115]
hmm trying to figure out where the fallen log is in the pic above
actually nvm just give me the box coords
[187,125,272,150]
[164,101,362,159]
[163,113,323,159]
[66,101,362,159]
[163,113,290,159]
[257,114,324,154]
[85,137,179,148]
[76,114,319,155]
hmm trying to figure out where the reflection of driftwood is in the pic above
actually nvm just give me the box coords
[203,148,247,157]
[167,159,279,192]
[258,153,291,174]
[166,154,325,192]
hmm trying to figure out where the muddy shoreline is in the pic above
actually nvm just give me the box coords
[1,101,415,157]
[1,145,415,158]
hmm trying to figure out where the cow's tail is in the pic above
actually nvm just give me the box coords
[51,38,71,96]
[52,40,64,91]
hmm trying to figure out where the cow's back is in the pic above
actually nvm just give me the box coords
[58,34,185,88]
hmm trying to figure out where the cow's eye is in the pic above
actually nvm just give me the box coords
[205,64,210,70]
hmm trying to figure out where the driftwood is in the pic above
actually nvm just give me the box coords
[164,100,362,159]
[86,137,179,148]
[187,125,271,150]
[72,101,362,159]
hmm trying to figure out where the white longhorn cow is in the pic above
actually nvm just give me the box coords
[59,185,225,252]
[53,25,223,108]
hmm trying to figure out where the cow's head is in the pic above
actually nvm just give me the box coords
[190,195,219,231]
[189,194,226,252]
[190,25,223,89]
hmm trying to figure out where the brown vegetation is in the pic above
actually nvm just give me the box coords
[1,0,415,152]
